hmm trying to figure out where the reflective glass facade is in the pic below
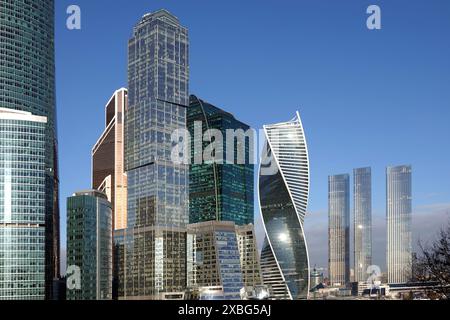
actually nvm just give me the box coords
[66,190,112,300]
[353,167,372,282]
[235,224,262,288]
[187,221,244,300]
[386,165,412,284]
[123,10,189,299]
[259,113,310,300]
[187,95,254,225]
[0,0,60,298]
[0,109,47,300]
[328,174,350,286]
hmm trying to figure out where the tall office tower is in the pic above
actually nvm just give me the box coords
[0,0,60,298]
[124,10,189,299]
[0,109,47,300]
[66,190,112,300]
[328,174,350,286]
[235,224,262,288]
[92,88,128,230]
[186,221,244,300]
[353,167,372,282]
[187,95,254,225]
[259,112,310,300]
[386,165,412,284]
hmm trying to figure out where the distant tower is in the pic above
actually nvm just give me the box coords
[259,112,310,300]
[386,165,412,284]
[328,174,350,286]
[353,167,372,282]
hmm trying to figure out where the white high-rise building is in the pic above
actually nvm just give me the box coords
[258,112,310,300]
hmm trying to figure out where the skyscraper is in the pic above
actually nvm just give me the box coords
[92,88,128,230]
[328,174,350,286]
[353,167,372,282]
[187,95,254,225]
[0,0,59,298]
[259,112,310,300]
[123,9,189,299]
[0,109,47,300]
[66,190,112,300]
[386,165,412,284]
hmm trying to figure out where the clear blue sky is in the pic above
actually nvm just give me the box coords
[55,0,450,272]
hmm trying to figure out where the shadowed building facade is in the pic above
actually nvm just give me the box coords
[123,10,189,299]
[187,95,254,225]
[328,174,350,286]
[259,112,310,300]
[0,0,60,299]
[66,190,112,300]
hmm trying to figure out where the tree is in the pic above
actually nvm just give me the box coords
[414,220,450,299]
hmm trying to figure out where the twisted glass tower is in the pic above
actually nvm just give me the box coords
[258,112,310,300]
[0,0,59,299]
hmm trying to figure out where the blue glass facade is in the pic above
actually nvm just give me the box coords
[123,10,189,299]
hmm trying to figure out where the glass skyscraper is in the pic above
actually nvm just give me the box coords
[0,109,47,300]
[259,112,310,300]
[386,165,412,284]
[328,174,350,286]
[353,167,372,282]
[123,9,189,299]
[0,0,60,298]
[186,221,244,300]
[66,190,112,300]
[187,95,254,225]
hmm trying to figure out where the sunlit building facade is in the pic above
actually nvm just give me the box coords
[92,88,128,230]
[354,167,372,282]
[66,190,112,300]
[0,109,47,300]
[0,0,60,299]
[258,112,310,300]
[186,221,244,300]
[386,165,412,284]
[123,9,189,299]
[235,224,262,288]
[328,174,350,286]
